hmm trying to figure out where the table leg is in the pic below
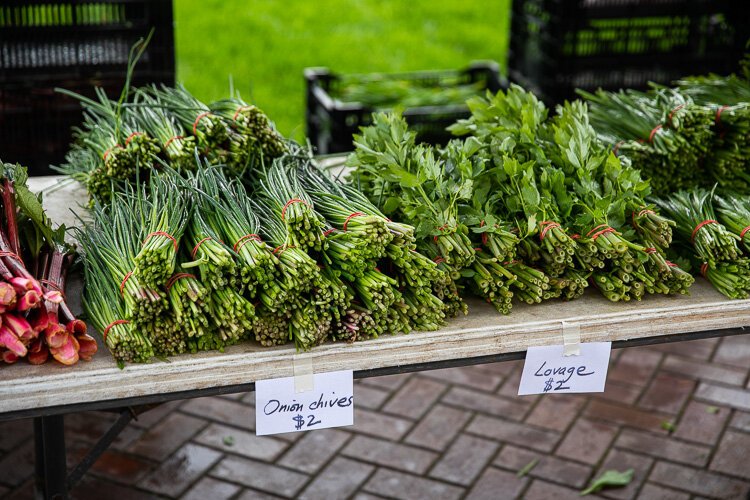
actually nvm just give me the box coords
[33,415,67,500]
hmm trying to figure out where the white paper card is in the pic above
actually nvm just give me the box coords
[518,342,612,395]
[256,370,354,436]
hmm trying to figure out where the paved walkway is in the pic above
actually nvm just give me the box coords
[2,335,750,499]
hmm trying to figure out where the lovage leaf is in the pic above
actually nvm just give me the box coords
[580,469,634,496]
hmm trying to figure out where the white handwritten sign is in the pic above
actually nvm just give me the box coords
[518,342,611,395]
[255,370,354,436]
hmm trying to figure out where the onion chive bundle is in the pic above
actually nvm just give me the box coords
[676,75,750,192]
[210,97,288,161]
[253,309,291,347]
[81,256,154,365]
[332,306,378,342]
[80,196,165,324]
[257,199,322,308]
[193,168,278,292]
[318,266,354,328]
[289,300,331,350]
[183,211,238,290]
[654,189,741,263]
[208,286,255,345]
[165,273,212,352]
[57,87,160,181]
[715,194,750,252]
[701,259,750,299]
[339,183,419,250]
[259,157,327,252]
[348,268,408,337]
[299,165,393,263]
[133,173,188,288]
[579,88,707,194]
[132,92,197,171]
[149,84,229,154]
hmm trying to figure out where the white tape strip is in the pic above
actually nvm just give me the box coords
[562,321,581,357]
[293,355,314,393]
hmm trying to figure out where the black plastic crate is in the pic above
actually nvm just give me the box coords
[509,0,750,104]
[0,0,175,174]
[305,61,506,155]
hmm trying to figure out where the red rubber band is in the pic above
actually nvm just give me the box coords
[480,220,488,246]
[0,251,23,263]
[164,135,184,149]
[586,224,608,237]
[102,319,129,342]
[233,234,261,253]
[343,212,365,231]
[273,245,295,256]
[539,221,560,241]
[119,271,133,297]
[433,256,445,265]
[740,226,750,239]
[193,112,212,135]
[144,231,178,252]
[570,234,580,240]
[644,247,657,254]
[691,220,717,243]
[612,140,626,157]
[191,237,213,259]
[591,227,617,240]
[232,105,253,121]
[715,105,729,125]
[124,131,143,146]
[165,273,196,292]
[666,260,678,268]
[648,124,662,143]
[701,262,709,277]
[323,228,337,237]
[668,104,685,122]
[433,224,454,243]
[473,247,482,252]
[102,144,124,161]
[281,198,309,220]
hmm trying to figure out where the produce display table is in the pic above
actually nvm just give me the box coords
[4,177,750,498]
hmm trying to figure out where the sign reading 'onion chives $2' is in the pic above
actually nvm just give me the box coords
[255,370,354,436]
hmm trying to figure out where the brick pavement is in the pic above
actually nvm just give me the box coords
[2,335,750,499]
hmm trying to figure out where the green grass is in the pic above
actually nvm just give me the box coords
[174,0,511,140]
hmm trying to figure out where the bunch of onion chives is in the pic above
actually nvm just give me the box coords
[256,199,321,309]
[716,193,750,252]
[258,157,327,252]
[210,96,288,161]
[655,189,741,263]
[131,91,197,171]
[77,225,154,365]
[148,84,229,153]
[199,168,279,292]
[84,196,166,325]
[182,210,238,290]
[133,172,188,288]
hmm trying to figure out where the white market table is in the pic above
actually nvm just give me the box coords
[4,177,750,498]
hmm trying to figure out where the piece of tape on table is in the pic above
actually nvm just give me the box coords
[293,355,314,393]
[562,321,581,357]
